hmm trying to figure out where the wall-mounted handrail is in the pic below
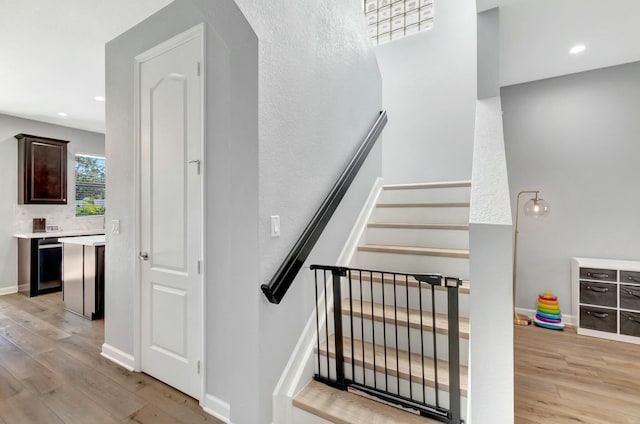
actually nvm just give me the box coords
[261,110,388,304]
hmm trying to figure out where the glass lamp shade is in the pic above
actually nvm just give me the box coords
[523,197,550,217]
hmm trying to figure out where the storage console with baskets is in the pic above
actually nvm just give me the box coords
[572,257,640,344]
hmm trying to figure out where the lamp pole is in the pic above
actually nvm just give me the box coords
[513,190,541,326]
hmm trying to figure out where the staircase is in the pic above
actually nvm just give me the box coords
[293,181,471,423]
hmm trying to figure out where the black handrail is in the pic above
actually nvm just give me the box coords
[261,110,388,304]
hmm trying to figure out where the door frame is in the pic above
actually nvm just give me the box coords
[132,22,207,403]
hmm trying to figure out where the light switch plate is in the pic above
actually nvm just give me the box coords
[270,215,280,237]
[111,219,120,235]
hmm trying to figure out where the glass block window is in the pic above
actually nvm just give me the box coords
[365,0,434,45]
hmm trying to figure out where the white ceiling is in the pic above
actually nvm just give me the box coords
[2,1,640,132]
[0,0,172,133]
[499,0,640,87]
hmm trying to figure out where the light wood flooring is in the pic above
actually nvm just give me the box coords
[0,292,223,424]
[515,324,640,423]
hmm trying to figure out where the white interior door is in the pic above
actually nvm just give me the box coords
[138,27,203,399]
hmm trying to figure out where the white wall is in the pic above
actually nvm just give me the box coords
[374,0,477,184]
[229,2,383,422]
[0,113,104,292]
[105,1,382,423]
[469,97,513,424]
[502,61,640,315]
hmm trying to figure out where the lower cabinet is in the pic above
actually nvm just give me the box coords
[572,257,640,344]
[62,243,104,320]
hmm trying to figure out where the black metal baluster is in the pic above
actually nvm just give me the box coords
[431,283,439,407]
[418,274,426,404]
[324,270,330,381]
[370,271,377,389]
[360,270,365,386]
[348,270,355,383]
[381,272,388,391]
[447,277,462,424]
[314,269,321,378]
[394,273,400,395]
[406,274,413,400]
[332,268,346,388]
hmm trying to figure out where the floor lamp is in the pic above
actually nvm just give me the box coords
[513,190,550,326]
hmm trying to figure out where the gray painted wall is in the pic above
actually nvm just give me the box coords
[0,114,104,291]
[502,61,640,315]
[374,0,477,184]
[106,1,261,423]
[105,0,382,423]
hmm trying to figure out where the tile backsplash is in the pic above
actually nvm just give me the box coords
[14,204,104,234]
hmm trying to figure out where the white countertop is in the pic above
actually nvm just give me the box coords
[14,229,105,239]
[58,235,106,246]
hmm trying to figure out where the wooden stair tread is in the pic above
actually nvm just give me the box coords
[293,380,440,424]
[368,223,469,230]
[376,202,470,208]
[383,181,471,190]
[317,337,468,395]
[342,300,469,339]
[348,273,470,294]
[358,244,469,259]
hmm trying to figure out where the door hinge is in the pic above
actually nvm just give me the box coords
[197,62,201,76]
[197,360,201,374]
[188,159,201,175]
[197,260,202,274]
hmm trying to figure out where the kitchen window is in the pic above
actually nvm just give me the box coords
[75,154,105,216]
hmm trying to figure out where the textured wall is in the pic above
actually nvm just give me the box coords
[229,1,383,422]
[502,61,640,315]
[0,114,104,292]
[374,0,477,184]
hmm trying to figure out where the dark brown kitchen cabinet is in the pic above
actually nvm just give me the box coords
[15,133,69,204]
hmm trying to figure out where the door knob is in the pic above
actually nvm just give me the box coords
[138,252,149,261]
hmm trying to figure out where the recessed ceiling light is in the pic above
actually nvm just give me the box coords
[57,112,68,117]
[94,96,105,102]
[570,44,586,54]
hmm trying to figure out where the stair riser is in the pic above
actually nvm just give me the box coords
[353,251,470,280]
[374,206,469,225]
[291,408,334,424]
[343,281,470,317]
[365,227,469,249]
[316,357,467,414]
[379,186,471,204]
[341,318,469,366]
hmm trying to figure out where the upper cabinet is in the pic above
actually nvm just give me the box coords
[16,134,70,204]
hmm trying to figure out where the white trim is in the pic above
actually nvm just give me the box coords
[132,22,207,401]
[515,307,576,327]
[198,22,208,410]
[0,286,18,296]
[101,343,135,371]
[202,394,232,424]
[271,177,383,424]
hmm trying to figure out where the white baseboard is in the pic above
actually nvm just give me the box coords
[202,394,232,423]
[101,343,135,371]
[516,307,576,327]
[271,177,384,424]
[0,286,18,296]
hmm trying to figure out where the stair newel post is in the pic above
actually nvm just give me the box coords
[332,267,347,389]
[446,277,462,424]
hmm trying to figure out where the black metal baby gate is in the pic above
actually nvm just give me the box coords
[311,265,463,424]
